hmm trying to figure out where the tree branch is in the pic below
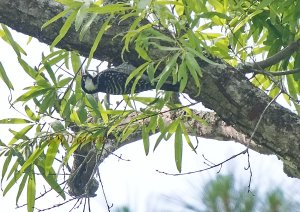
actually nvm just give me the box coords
[0,0,300,178]
[243,68,300,77]
[247,39,300,69]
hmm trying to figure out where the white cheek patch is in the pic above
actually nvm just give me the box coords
[84,78,97,91]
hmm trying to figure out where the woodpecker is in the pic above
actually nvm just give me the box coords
[81,70,179,95]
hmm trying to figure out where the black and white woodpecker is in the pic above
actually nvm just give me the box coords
[81,66,179,95]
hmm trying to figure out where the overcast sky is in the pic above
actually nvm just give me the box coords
[0,29,300,212]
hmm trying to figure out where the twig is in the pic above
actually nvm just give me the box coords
[244,68,300,77]
[97,169,113,211]
[156,149,247,176]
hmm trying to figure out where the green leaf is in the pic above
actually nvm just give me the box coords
[75,2,89,31]
[16,172,29,204]
[39,90,56,113]
[0,62,14,90]
[186,52,202,77]
[98,101,108,124]
[0,118,32,124]
[85,95,101,118]
[154,119,180,151]
[57,77,72,88]
[125,62,149,88]
[256,0,275,10]
[174,124,183,172]
[156,52,180,90]
[18,141,48,175]
[87,4,131,14]
[233,10,263,33]
[35,160,66,199]
[27,171,36,212]
[87,14,112,67]
[180,122,196,153]
[6,158,22,179]
[178,62,188,92]
[8,125,33,145]
[51,10,77,48]
[45,138,60,176]
[50,121,65,133]
[71,51,81,73]
[18,57,42,80]
[1,24,26,57]
[42,7,72,29]
[79,13,97,40]
[142,126,150,155]
[14,87,49,103]
[1,151,12,183]
[70,108,82,125]
[43,61,57,85]
[185,53,201,88]
[24,105,38,121]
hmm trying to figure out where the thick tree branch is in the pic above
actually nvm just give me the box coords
[1,0,300,179]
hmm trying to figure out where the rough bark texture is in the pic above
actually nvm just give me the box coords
[0,0,300,191]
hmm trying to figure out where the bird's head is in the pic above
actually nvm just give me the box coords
[81,74,98,94]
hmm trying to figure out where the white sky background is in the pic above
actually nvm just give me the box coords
[0,30,300,212]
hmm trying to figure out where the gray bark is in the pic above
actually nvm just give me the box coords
[0,0,299,180]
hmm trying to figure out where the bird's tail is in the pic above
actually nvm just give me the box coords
[160,82,180,92]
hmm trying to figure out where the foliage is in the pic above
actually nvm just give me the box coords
[0,0,300,211]
[113,174,299,211]
[161,174,298,212]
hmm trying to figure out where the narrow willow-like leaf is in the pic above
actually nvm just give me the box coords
[43,61,57,85]
[18,141,48,176]
[42,7,72,29]
[16,172,28,204]
[87,4,131,14]
[1,151,12,183]
[24,105,38,121]
[154,119,180,151]
[57,77,72,88]
[45,138,60,176]
[8,125,33,145]
[1,24,26,57]
[50,121,65,133]
[178,61,188,92]
[80,13,97,40]
[39,90,55,113]
[3,165,23,196]
[36,161,66,199]
[70,108,82,125]
[75,2,90,31]
[142,126,150,155]
[156,52,180,90]
[51,10,77,48]
[0,62,14,90]
[174,125,183,172]
[121,124,139,142]
[180,122,196,152]
[125,62,149,88]
[14,87,49,103]
[27,171,36,212]
[232,10,263,33]
[185,53,200,88]
[0,118,32,124]
[85,95,101,118]
[18,58,43,80]
[87,15,112,67]
[98,101,108,124]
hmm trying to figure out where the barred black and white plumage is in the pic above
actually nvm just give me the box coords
[81,70,179,95]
